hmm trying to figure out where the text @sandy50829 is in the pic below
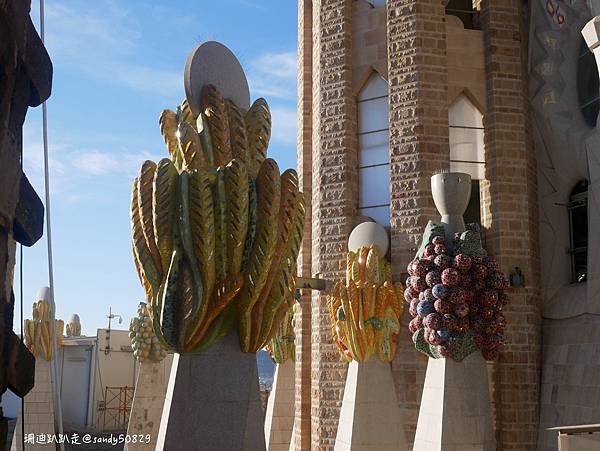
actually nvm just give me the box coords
[24,433,151,446]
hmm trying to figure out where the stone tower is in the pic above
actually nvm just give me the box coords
[295,0,542,449]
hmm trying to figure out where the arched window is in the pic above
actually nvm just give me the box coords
[357,73,390,226]
[568,180,588,283]
[446,0,479,30]
[577,39,600,128]
[448,94,485,224]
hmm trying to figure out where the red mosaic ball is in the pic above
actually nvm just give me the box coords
[425,328,443,345]
[413,276,428,292]
[414,259,431,278]
[494,313,506,330]
[423,288,436,303]
[434,298,453,314]
[483,256,500,273]
[432,235,446,246]
[409,299,420,317]
[407,260,418,276]
[453,253,473,272]
[425,270,442,288]
[434,244,447,255]
[483,322,499,335]
[441,268,461,287]
[472,264,488,280]
[434,254,452,270]
[488,271,509,290]
[461,272,473,288]
[423,312,443,330]
[481,290,499,307]
[449,287,468,305]
[404,286,418,303]
[480,307,496,319]
[424,244,436,258]
[409,316,423,333]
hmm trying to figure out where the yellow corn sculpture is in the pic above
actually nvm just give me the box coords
[131,86,305,353]
[66,315,81,337]
[24,300,64,361]
[328,245,404,363]
[265,303,295,364]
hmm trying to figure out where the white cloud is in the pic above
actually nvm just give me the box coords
[21,120,162,203]
[248,51,297,100]
[255,52,297,80]
[35,1,181,98]
[70,151,119,175]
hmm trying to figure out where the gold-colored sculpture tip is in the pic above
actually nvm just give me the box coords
[328,245,403,363]
[24,300,64,361]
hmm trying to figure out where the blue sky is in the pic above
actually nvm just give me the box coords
[14,0,298,335]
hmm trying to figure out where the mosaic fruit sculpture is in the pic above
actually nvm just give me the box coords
[131,86,305,353]
[129,302,168,362]
[24,300,64,361]
[66,314,81,337]
[265,302,295,364]
[328,245,404,363]
[406,222,509,361]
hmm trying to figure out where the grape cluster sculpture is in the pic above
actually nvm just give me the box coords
[405,222,509,361]
[24,300,64,361]
[131,85,305,353]
[265,303,295,364]
[129,302,168,362]
[328,245,404,363]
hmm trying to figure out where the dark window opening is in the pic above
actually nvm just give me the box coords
[464,180,481,225]
[568,180,588,283]
[577,40,600,128]
[446,0,480,30]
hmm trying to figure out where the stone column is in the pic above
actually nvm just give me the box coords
[480,1,541,449]
[311,0,358,449]
[155,332,265,451]
[413,353,495,451]
[294,1,313,449]
[334,359,408,451]
[125,359,171,451]
[264,361,295,451]
[387,0,450,444]
[11,359,55,451]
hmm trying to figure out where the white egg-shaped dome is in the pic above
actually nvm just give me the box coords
[348,221,389,255]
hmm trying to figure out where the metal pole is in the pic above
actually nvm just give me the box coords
[39,1,65,449]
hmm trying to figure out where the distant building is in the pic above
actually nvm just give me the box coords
[1,329,172,433]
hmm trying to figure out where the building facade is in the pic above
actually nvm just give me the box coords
[294,1,599,450]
